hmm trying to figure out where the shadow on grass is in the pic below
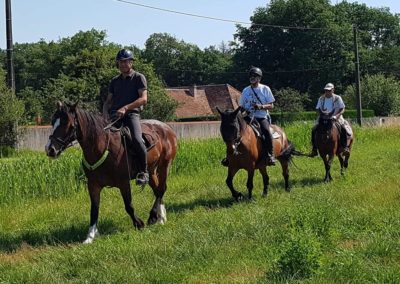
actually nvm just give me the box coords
[168,196,235,213]
[0,219,119,253]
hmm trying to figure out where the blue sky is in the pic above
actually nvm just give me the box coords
[1,0,399,50]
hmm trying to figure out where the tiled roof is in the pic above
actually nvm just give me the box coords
[166,84,241,118]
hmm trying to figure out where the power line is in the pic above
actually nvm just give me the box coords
[115,0,327,31]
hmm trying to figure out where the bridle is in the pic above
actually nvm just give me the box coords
[49,115,78,152]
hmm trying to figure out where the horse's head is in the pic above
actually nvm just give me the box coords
[216,106,242,144]
[45,101,78,158]
[318,109,335,131]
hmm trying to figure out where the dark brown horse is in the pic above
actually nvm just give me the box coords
[45,102,177,244]
[217,107,302,201]
[314,110,353,182]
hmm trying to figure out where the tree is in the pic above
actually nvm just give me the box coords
[232,0,400,109]
[142,33,233,87]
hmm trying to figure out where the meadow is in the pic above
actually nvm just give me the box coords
[0,123,399,283]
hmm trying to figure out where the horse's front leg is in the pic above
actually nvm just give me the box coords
[119,181,145,229]
[246,170,255,200]
[323,154,333,182]
[83,181,102,244]
[226,167,244,202]
[259,167,269,197]
[338,154,345,175]
[148,169,167,226]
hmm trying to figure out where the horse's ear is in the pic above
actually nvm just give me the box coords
[56,101,63,111]
[233,106,241,116]
[216,106,223,115]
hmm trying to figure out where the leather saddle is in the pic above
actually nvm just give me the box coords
[109,123,158,152]
[247,119,281,140]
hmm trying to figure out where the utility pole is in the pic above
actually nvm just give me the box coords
[353,25,362,126]
[5,0,15,92]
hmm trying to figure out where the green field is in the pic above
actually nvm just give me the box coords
[1,123,399,283]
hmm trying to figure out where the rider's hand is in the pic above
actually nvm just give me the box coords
[332,115,337,121]
[116,106,127,118]
[254,104,263,110]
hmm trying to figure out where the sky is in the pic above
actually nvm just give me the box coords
[1,0,400,50]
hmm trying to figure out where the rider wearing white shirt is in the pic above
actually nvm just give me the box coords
[310,83,351,157]
[239,67,277,165]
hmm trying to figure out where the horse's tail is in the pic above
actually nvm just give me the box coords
[280,141,308,164]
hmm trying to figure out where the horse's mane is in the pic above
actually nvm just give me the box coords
[75,107,108,144]
[236,111,249,132]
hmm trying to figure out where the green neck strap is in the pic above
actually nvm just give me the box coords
[82,150,109,171]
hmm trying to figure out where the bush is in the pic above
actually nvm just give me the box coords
[345,74,400,116]
[0,69,25,147]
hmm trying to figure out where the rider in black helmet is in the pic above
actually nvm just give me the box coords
[103,48,149,185]
[241,66,277,165]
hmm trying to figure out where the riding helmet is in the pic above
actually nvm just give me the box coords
[116,49,133,61]
[249,67,263,77]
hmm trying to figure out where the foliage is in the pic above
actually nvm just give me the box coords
[273,87,309,112]
[142,33,233,87]
[0,68,25,147]
[344,74,400,116]
[232,0,400,105]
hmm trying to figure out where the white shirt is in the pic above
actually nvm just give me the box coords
[316,94,345,123]
[240,84,275,119]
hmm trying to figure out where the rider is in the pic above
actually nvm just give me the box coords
[240,66,277,165]
[309,83,351,157]
[103,48,149,185]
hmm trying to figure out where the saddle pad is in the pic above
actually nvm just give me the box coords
[343,123,353,137]
[270,127,281,139]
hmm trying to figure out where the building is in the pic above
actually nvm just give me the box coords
[166,84,242,119]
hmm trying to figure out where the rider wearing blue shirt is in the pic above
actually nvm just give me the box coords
[240,67,277,165]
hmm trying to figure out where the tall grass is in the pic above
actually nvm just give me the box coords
[0,124,399,283]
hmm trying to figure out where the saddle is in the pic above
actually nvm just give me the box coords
[248,119,281,140]
[109,123,158,152]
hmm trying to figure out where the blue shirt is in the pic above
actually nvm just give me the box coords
[239,84,275,119]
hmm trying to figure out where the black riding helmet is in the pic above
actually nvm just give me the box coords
[116,49,133,61]
[249,67,263,77]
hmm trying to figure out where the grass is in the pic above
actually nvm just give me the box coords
[0,123,400,283]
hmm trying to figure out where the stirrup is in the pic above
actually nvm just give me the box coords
[343,146,350,154]
[136,172,149,185]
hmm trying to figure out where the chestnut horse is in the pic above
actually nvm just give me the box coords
[217,107,303,201]
[45,102,177,243]
[314,110,353,182]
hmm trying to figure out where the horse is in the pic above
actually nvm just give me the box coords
[217,106,303,201]
[45,102,177,244]
[314,110,353,182]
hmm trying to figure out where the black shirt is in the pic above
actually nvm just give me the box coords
[108,71,147,113]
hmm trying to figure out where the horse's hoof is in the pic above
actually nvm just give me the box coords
[285,187,291,192]
[235,193,244,202]
[134,219,145,230]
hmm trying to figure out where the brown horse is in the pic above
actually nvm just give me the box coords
[217,107,303,201]
[45,102,177,244]
[314,110,353,182]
